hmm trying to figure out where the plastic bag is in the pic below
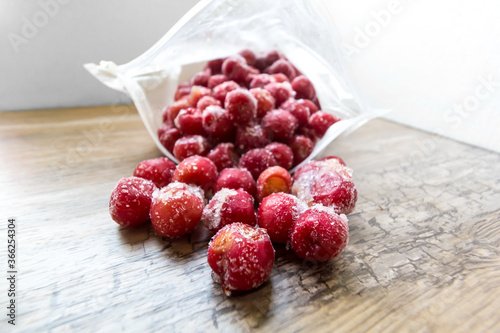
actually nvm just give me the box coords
[85,0,378,171]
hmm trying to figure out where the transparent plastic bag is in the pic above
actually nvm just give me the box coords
[85,0,379,171]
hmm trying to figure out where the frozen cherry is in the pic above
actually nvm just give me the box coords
[254,50,280,72]
[297,99,318,114]
[206,58,224,75]
[257,193,306,244]
[239,49,256,66]
[235,124,270,153]
[309,111,340,138]
[173,135,210,161]
[174,82,192,101]
[212,81,240,104]
[225,89,257,125]
[261,109,298,143]
[292,159,357,215]
[249,74,275,89]
[207,223,275,295]
[214,168,256,197]
[265,59,296,80]
[192,71,210,87]
[159,127,182,154]
[319,155,346,166]
[271,73,289,83]
[290,206,349,262]
[172,155,218,193]
[202,188,256,232]
[202,105,235,142]
[208,74,229,89]
[295,126,318,143]
[109,177,157,228]
[207,143,239,172]
[222,55,254,84]
[289,135,314,167]
[150,182,204,238]
[291,75,316,100]
[280,99,310,127]
[174,107,205,136]
[264,82,295,106]
[239,148,278,180]
[163,99,190,123]
[256,166,292,202]
[187,86,211,107]
[197,95,221,111]
[264,143,293,170]
[250,88,275,119]
[133,157,176,188]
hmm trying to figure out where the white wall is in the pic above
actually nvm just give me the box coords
[1,0,499,152]
[0,0,199,111]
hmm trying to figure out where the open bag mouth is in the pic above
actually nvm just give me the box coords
[85,0,381,171]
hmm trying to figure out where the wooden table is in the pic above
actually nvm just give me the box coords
[1,105,499,332]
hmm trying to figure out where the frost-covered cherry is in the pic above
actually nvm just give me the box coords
[174,107,205,136]
[172,155,218,193]
[208,74,229,89]
[197,95,221,111]
[257,193,306,244]
[254,50,280,72]
[239,148,279,180]
[207,143,239,172]
[187,86,211,107]
[225,89,257,126]
[271,73,289,83]
[173,135,210,161]
[205,58,224,75]
[192,71,210,87]
[202,105,235,142]
[133,157,176,188]
[214,168,256,197]
[239,49,257,66]
[163,99,190,123]
[249,74,275,89]
[290,206,349,262]
[265,59,296,80]
[296,99,318,114]
[202,188,256,232]
[292,159,357,215]
[109,177,157,228]
[174,82,192,101]
[264,143,294,170]
[319,155,346,166]
[207,223,275,295]
[280,99,310,128]
[261,109,298,143]
[309,111,340,138]
[256,166,292,202]
[212,81,240,104]
[295,126,317,144]
[235,124,270,153]
[150,182,204,238]
[222,55,255,84]
[264,82,295,106]
[250,88,275,119]
[289,135,314,167]
[291,75,316,100]
[158,125,182,154]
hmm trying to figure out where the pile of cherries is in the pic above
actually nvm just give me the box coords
[109,50,357,296]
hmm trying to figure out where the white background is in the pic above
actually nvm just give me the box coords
[1,0,499,152]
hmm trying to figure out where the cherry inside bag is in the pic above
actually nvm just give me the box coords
[85,0,379,171]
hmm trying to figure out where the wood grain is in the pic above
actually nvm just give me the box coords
[1,105,499,332]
